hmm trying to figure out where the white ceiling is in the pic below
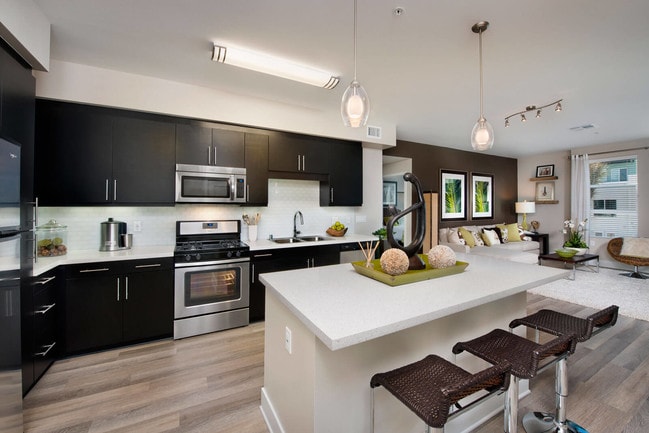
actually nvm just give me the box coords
[33,0,649,158]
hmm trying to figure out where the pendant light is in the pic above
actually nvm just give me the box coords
[341,0,370,128]
[470,21,494,151]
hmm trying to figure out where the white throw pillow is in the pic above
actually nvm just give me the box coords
[481,229,500,246]
[620,237,649,258]
[447,228,462,244]
[438,228,449,243]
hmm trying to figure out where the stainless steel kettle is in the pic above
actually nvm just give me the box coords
[99,218,128,251]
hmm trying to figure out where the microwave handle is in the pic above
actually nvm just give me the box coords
[230,176,236,201]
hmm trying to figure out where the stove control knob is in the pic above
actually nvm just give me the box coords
[195,253,201,261]
[184,254,191,262]
[227,251,233,258]
[235,250,242,257]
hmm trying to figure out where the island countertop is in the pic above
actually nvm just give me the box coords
[260,253,570,351]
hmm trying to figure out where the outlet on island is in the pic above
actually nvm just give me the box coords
[133,221,142,232]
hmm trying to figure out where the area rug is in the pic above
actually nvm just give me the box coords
[528,267,649,322]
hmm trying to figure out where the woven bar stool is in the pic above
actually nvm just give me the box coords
[509,305,619,433]
[370,354,511,433]
[452,329,576,433]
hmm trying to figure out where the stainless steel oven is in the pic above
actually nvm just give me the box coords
[173,220,250,339]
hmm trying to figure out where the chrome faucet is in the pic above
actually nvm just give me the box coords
[293,211,304,237]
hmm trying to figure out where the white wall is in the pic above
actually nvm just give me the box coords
[0,0,50,70]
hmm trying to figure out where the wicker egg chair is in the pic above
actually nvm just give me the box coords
[607,237,649,279]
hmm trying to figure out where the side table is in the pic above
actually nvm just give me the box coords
[527,232,549,255]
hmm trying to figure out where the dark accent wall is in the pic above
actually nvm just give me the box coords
[384,140,518,228]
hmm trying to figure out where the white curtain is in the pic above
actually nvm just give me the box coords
[571,154,590,244]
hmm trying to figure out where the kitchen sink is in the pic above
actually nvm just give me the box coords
[271,235,332,244]
[271,237,304,244]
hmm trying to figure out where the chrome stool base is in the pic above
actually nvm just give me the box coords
[523,412,589,433]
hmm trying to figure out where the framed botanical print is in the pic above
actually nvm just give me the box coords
[441,170,467,220]
[471,173,493,219]
[535,181,555,201]
[382,181,397,206]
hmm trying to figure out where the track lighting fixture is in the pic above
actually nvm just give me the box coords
[504,99,563,127]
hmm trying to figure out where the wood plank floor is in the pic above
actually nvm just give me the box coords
[23,294,649,433]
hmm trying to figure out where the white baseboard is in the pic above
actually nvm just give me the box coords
[260,387,284,433]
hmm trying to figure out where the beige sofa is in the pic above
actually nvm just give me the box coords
[439,223,540,264]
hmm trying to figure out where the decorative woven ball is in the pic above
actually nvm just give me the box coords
[380,248,410,276]
[427,245,457,269]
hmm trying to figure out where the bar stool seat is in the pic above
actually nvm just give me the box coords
[452,329,576,433]
[370,354,510,432]
[509,305,619,433]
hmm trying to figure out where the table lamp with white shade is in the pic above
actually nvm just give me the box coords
[515,201,536,231]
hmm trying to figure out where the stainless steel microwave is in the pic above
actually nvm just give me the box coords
[175,164,246,203]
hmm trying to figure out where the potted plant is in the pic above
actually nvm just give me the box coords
[563,219,588,255]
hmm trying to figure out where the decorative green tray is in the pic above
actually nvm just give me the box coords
[351,254,469,286]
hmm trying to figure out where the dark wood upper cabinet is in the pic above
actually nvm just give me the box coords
[112,116,175,204]
[176,122,244,167]
[0,42,35,146]
[35,100,175,206]
[244,132,269,206]
[268,132,329,174]
[35,101,113,205]
[321,140,363,206]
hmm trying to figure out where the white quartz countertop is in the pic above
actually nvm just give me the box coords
[32,245,175,276]
[260,253,570,351]
[247,233,378,251]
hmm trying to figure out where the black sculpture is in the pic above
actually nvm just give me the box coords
[385,172,426,270]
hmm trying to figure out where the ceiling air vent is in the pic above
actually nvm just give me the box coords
[366,125,382,139]
[569,124,597,131]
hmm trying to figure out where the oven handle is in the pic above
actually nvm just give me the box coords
[174,257,250,268]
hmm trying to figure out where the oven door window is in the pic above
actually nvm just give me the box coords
[184,266,240,306]
[181,175,231,199]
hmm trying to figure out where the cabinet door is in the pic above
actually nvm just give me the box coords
[268,132,328,174]
[122,268,173,342]
[65,275,122,354]
[0,45,35,146]
[321,140,363,206]
[212,128,244,167]
[35,100,113,205]
[112,115,175,204]
[244,132,269,205]
[176,122,212,165]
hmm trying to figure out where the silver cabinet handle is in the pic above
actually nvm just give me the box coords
[113,179,117,201]
[79,268,109,273]
[35,342,56,357]
[246,184,250,202]
[297,155,301,171]
[208,145,212,165]
[35,303,55,315]
[34,275,56,285]
[330,187,334,203]
[134,263,161,268]
[254,253,273,257]
[117,278,120,301]
[125,276,129,300]
[302,155,306,172]
[105,179,109,201]
[252,263,255,283]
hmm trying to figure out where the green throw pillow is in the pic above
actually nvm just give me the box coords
[458,227,475,247]
[505,223,521,242]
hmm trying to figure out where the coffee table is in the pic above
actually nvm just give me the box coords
[539,253,600,280]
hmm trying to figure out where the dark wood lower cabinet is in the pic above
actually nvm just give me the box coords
[63,258,173,356]
[22,269,59,395]
[250,245,339,322]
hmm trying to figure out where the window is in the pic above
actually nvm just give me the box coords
[589,156,637,238]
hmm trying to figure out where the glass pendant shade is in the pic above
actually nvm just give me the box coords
[341,80,370,128]
[471,116,494,151]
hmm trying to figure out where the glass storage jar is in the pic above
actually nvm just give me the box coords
[37,219,68,257]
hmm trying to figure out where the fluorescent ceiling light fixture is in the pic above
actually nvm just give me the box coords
[212,44,339,89]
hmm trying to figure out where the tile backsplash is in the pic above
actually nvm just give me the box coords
[38,179,361,251]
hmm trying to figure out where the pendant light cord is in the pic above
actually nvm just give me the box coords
[478,28,484,118]
[353,0,358,81]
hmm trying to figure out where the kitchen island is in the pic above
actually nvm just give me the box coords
[259,253,570,433]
